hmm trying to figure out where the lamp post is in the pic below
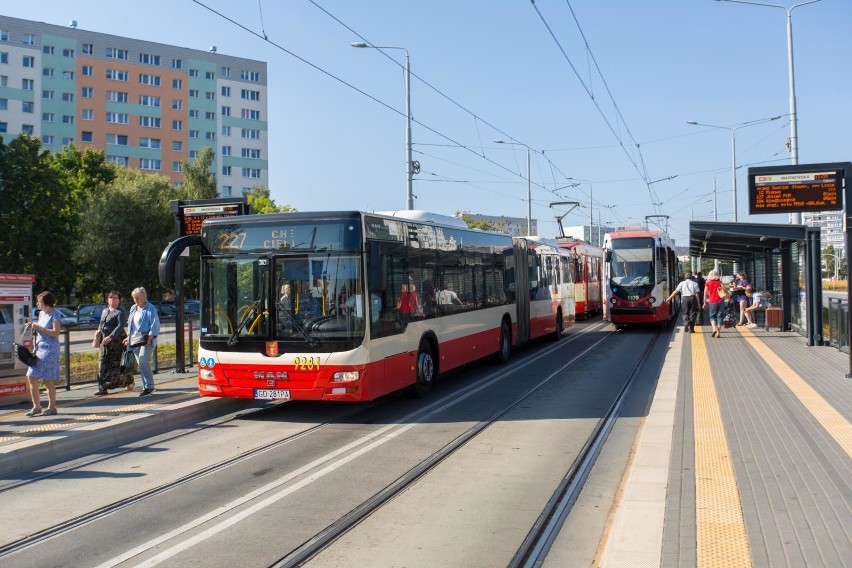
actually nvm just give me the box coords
[687,115,782,222]
[494,140,532,235]
[715,0,822,223]
[351,42,414,210]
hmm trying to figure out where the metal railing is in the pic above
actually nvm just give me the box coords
[825,298,848,353]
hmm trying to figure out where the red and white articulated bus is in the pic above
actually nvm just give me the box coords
[603,226,680,327]
[556,237,603,319]
[159,210,575,402]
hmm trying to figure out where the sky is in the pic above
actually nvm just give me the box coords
[5,1,851,246]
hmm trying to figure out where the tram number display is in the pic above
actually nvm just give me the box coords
[748,170,842,214]
[254,389,291,400]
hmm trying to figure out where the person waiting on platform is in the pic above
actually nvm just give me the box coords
[665,272,701,333]
[743,289,772,328]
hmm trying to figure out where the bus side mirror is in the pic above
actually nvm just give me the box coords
[368,242,386,293]
[605,250,612,262]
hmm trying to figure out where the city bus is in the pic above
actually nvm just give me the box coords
[159,210,575,402]
[603,226,680,326]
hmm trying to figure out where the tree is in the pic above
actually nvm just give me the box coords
[245,184,297,214]
[456,211,498,232]
[179,146,218,199]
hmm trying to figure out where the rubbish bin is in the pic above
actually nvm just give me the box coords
[765,307,783,330]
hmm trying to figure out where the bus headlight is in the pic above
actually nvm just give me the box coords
[332,371,360,382]
[200,369,215,380]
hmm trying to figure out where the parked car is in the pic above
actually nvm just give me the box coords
[184,300,200,316]
[74,304,107,328]
[55,306,98,329]
[152,301,177,321]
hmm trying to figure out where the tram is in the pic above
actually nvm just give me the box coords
[159,210,575,402]
[556,237,603,318]
[603,226,680,326]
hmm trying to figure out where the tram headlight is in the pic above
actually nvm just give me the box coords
[332,371,360,382]
[649,297,656,305]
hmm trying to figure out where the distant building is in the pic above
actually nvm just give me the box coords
[562,223,617,247]
[459,214,537,237]
[802,211,845,259]
[0,15,268,197]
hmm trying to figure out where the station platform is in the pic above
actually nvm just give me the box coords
[599,323,852,567]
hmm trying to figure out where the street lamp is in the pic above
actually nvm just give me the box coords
[351,41,414,210]
[494,140,532,235]
[687,115,782,221]
[715,0,823,223]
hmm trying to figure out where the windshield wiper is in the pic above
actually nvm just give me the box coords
[227,300,263,347]
[279,303,319,348]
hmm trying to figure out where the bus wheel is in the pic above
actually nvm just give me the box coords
[553,312,563,341]
[492,320,511,364]
[412,341,435,397]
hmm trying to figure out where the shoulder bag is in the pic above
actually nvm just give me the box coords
[129,332,150,347]
[14,326,39,368]
[717,283,729,300]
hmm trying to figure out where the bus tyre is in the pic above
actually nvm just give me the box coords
[492,321,511,364]
[412,341,435,397]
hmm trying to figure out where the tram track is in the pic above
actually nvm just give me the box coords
[0,318,635,566]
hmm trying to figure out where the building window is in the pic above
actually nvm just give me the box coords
[241,89,261,101]
[42,135,54,145]
[23,34,35,46]
[61,136,73,145]
[205,131,215,141]
[62,114,74,124]
[221,106,231,117]
[0,122,6,133]
[139,94,160,107]
[222,146,231,156]
[81,131,93,142]
[81,87,93,98]
[222,166,231,176]
[0,30,9,41]
[0,52,6,64]
[189,89,199,98]
[42,67,55,77]
[240,70,260,82]
[205,71,215,80]
[189,150,197,159]
[173,161,182,173]
[172,78,183,89]
[82,43,93,54]
[22,125,34,134]
[172,99,183,110]
[82,109,94,120]
[23,55,35,67]
[221,86,230,97]
[189,69,198,77]
[22,78,34,90]
[42,45,54,55]
[172,120,183,131]
[222,185,232,196]
[22,101,33,113]
[106,47,128,60]
[106,133,128,146]
[106,111,128,124]
[106,69,128,81]
[241,109,261,120]
[0,75,6,87]
[62,92,74,102]
[62,48,74,58]
[242,168,261,179]
[189,130,199,139]
[62,70,74,80]
[42,112,54,122]
[172,58,182,69]
[140,159,161,171]
[204,111,215,120]
[172,141,182,151]
[0,98,6,109]
[221,125,231,136]
[82,65,93,76]
[106,90,128,103]
[139,53,161,66]
[205,91,215,100]
[189,109,199,118]
[139,73,161,86]
[221,66,231,78]
[42,89,54,99]
[242,148,261,159]
[241,128,261,139]
[139,137,161,149]
[139,116,161,128]
[107,155,129,167]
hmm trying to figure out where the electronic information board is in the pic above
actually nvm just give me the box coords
[749,169,842,215]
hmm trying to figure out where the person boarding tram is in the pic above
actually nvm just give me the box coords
[665,272,701,333]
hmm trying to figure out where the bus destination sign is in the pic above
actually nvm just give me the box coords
[180,204,243,237]
[748,170,842,215]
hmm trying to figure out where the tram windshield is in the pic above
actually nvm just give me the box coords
[609,237,654,288]
[200,252,366,351]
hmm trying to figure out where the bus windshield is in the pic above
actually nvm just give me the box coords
[200,252,366,350]
[609,237,654,287]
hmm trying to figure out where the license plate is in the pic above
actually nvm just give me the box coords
[254,389,291,400]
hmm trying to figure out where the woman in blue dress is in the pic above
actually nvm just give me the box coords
[26,291,62,416]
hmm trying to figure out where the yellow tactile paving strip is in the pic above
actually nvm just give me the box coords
[692,330,752,567]
[735,327,852,458]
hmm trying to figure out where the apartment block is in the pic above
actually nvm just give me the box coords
[0,15,268,197]
[802,211,846,259]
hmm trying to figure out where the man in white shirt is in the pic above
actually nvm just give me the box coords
[437,284,462,307]
[666,272,701,333]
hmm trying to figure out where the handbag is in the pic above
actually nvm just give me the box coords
[129,332,150,347]
[13,343,39,368]
[119,348,136,373]
[92,330,103,348]
[717,284,729,300]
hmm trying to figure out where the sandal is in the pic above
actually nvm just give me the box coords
[25,407,42,417]
[42,408,57,416]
